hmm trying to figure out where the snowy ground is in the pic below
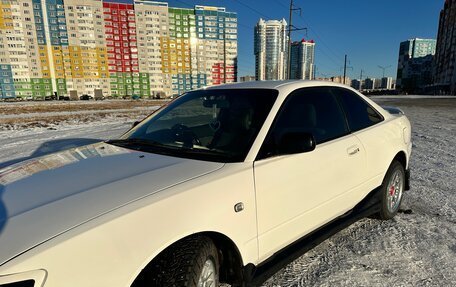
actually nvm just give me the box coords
[0,97,455,286]
[0,100,161,167]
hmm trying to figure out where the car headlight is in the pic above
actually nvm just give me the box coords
[0,270,46,287]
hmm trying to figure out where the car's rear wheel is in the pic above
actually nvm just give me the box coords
[377,160,405,220]
[139,236,219,287]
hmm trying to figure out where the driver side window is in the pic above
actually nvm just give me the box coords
[258,87,349,159]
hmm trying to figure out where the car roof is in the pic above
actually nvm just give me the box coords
[204,80,352,91]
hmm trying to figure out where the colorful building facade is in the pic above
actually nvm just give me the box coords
[0,0,237,99]
[0,0,15,98]
[134,0,169,97]
[194,5,237,89]
[0,0,52,98]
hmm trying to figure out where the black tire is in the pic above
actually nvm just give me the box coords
[138,236,219,287]
[376,160,405,220]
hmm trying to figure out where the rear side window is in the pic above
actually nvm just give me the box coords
[334,88,383,132]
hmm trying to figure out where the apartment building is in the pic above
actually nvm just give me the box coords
[289,39,315,80]
[135,0,170,97]
[396,38,436,93]
[254,18,288,81]
[0,0,238,99]
[434,0,456,94]
[0,0,53,98]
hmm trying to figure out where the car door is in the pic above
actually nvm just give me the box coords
[333,87,389,191]
[253,87,368,260]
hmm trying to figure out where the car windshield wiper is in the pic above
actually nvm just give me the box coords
[106,139,234,161]
[176,147,230,157]
[106,138,165,149]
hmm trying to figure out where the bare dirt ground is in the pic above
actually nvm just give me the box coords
[0,100,167,115]
[0,100,166,130]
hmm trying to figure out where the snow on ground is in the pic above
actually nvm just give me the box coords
[0,97,455,286]
[0,101,161,167]
[0,121,130,169]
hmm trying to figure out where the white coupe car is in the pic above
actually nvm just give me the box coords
[0,81,411,287]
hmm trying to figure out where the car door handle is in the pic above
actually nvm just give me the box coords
[347,146,360,155]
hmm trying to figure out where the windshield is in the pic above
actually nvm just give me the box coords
[112,89,278,162]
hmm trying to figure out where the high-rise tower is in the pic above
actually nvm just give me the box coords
[254,18,288,81]
[289,39,315,80]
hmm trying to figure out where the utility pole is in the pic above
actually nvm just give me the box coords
[343,55,347,85]
[378,65,392,78]
[287,0,306,79]
[359,69,364,92]
[341,54,353,85]
[287,0,294,80]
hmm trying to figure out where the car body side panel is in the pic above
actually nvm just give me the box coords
[353,115,412,192]
[253,133,368,261]
[0,164,258,287]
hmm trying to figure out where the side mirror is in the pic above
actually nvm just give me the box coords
[132,121,141,128]
[277,131,316,155]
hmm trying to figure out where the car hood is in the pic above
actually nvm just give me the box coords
[0,142,224,266]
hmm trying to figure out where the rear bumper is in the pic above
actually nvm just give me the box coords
[405,169,410,191]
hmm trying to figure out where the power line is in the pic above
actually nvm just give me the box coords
[233,0,272,20]
[299,25,344,67]
[175,0,346,78]
[267,1,346,72]
[172,0,193,8]
[237,22,253,31]
[287,0,307,79]
[315,63,340,75]
[305,25,344,61]
[178,0,345,66]
[378,65,392,78]
[294,14,345,61]
[271,0,345,62]
[273,0,289,9]
[318,47,343,68]
[292,29,342,69]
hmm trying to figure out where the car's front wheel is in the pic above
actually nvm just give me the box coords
[377,160,405,220]
[140,235,219,287]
